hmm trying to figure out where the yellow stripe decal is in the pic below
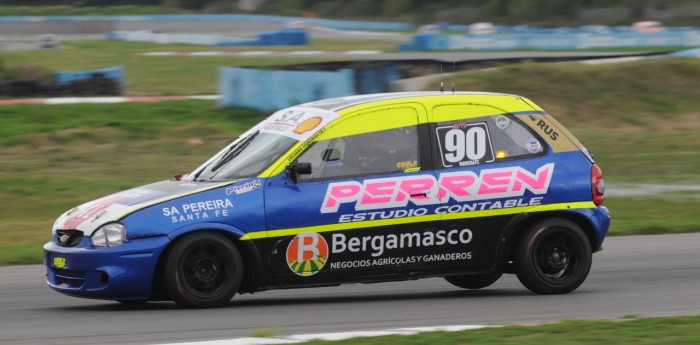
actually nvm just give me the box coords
[240,201,595,241]
[115,181,238,221]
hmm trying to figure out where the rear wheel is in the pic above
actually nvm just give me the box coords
[514,218,592,294]
[164,232,243,308]
[445,272,503,290]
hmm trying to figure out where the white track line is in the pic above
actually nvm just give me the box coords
[154,324,498,345]
[140,50,382,57]
[0,95,220,105]
[579,56,647,65]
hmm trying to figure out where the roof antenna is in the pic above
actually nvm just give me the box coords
[451,61,456,93]
[439,64,444,93]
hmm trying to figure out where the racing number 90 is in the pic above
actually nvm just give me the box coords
[436,122,494,167]
[444,126,487,163]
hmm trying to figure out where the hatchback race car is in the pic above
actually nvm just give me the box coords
[44,92,610,308]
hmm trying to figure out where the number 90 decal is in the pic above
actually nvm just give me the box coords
[436,122,495,167]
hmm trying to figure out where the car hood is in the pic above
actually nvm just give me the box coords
[52,179,234,236]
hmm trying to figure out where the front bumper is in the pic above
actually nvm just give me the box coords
[43,235,170,301]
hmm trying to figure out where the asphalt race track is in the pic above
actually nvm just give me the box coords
[1,233,700,345]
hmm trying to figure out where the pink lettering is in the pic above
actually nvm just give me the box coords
[478,171,512,195]
[512,163,554,194]
[320,164,554,213]
[439,173,478,199]
[321,182,362,213]
[397,178,435,202]
[360,181,397,206]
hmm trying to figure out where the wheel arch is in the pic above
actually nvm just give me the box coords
[150,223,265,300]
[495,210,599,272]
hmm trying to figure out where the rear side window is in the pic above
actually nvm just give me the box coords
[297,125,420,181]
[433,114,545,169]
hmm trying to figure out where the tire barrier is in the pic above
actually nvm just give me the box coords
[0,66,123,98]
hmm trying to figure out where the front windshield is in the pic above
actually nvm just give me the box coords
[195,132,297,181]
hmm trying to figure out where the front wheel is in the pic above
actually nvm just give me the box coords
[514,218,592,294]
[164,232,243,308]
[444,272,503,290]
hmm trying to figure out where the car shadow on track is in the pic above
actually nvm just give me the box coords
[231,288,533,307]
[48,288,534,312]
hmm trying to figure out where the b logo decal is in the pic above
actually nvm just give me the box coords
[286,232,328,276]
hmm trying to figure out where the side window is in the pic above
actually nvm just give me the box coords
[297,125,420,181]
[434,114,545,169]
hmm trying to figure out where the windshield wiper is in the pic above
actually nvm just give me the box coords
[192,131,260,182]
[205,131,259,179]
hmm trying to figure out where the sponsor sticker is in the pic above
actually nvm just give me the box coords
[62,196,121,229]
[53,256,67,269]
[258,106,340,142]
[162,198,234,223]
[496,115,510,129]
[396,160,418,170]
[526,138,541,153]
[286,232,329,276]
[226,179,262,195]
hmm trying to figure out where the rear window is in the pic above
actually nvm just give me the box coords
[433,114,546,169]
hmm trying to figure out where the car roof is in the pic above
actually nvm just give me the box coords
[300,91,517,112]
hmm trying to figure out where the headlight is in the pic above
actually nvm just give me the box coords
[91,223,127,247]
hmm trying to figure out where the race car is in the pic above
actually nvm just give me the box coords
[44,92,610,308]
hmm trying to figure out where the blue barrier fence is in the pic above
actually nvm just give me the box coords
[218,67,355,110]
[0,14,411,31]
[399,31,700,50]
[436,23,700,35]
[218,64,403,110]
[107,28,307,46]
[54,65,125,85]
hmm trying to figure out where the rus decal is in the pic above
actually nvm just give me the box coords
[286,232,329,276]
[321,163,554,213]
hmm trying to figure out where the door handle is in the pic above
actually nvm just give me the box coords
[409,190,429,198]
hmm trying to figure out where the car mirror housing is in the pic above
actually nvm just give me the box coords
[286,163,312,183]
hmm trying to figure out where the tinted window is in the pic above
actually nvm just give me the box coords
[434,114,545,169]
[297,125,420,181]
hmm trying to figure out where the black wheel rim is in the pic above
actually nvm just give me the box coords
[532,229,582,285]
[179,243,232,299]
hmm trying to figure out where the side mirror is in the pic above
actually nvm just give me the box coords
[286,163,311,183]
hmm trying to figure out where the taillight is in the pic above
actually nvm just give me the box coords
[592,164,605,206]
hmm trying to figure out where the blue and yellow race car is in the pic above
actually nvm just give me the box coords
[44,92,610,308]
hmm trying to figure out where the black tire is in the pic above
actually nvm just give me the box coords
[514,218,592,294]
[164,232,243,308]
[445,272,503,290]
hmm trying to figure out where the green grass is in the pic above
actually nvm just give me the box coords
[605,197,700,235]
[0,40,394,96]
[448,58,700,123]
[0,101,263,264]
[577,132,700,185]
[301,315,700,345]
